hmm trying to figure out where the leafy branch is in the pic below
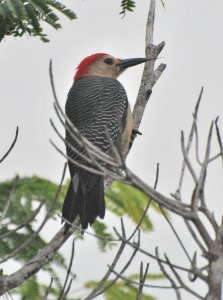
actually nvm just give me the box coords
[0,0,76,42]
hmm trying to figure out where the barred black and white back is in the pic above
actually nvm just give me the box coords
[62,76,129,231]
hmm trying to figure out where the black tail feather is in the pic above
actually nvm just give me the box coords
[62,171,105,233]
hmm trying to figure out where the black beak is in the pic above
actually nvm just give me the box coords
[118,57,152,69]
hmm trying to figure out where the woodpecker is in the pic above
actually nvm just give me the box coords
[62,53,149,232]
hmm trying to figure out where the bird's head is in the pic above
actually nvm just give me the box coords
[74,53,151,80]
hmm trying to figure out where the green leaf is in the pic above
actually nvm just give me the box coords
[0,0,76,42]
[119,0,165,16]
[5,0,25,18]
[46,0,76,20]
[92,220,115,251]
[14,275,41,300]
[120,0,136,16]
[106,181,155,231]
[24,2,41,33]
[128,272,165,281]
[85,278,156,300]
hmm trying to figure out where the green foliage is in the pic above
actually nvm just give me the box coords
[128,273,165,281]
[0,0,76,42]
[85,274,163,300]
[0,176,164,299]
[0,176,67,257]
[106,181,162,231]
[120,0,136,16]
[13,275,71,300]
[120,0,165,16]
[0,175,67,218]
[0,176,68,297]
[92,219,116,251]
[93,180,165,251]
[13,275,41,300]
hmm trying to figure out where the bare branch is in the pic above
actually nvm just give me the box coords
[41,278,53,300]
[108,267,179,289]
[0,126,19,164]
[114,226,192,273]
[136,262,149,300]
[132,0,166,138]
[93,231,140,298]
[181,131,198,183]
[0,200,45,240]
[126,169,194,219]
[0,164,77,295]
[176,87,203,196]
[165,255,204,299]
[0,175,19,224]
[59,214,118,242]
[156,248,182,300]
[0,164,67,265]
[83,220,127,300]
[58,239,75,300]
[183,220,207,254]
[215,117,223,166]
[159,205,192,264]
[127,163,159,242]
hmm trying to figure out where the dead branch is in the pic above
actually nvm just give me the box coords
[0,175,19,224]
[3,0,223,298]
[0,127,19,164]
[0,164,75,295]
[0,199,45,240]
[156,248,182,300]
[132,0,166,134]
[136,262,149,300]
[83,219,128,300]
[58,239,75,300]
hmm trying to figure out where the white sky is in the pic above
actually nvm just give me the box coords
[1,0,223,299]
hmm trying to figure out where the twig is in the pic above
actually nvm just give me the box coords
[183,220,207,254]
[83,219,127,300]
[190,123,214,249]
[176,87,203,196]
[156,248,181,300]
[0,164,67,265]
[93,229,140,298]
[126,168,194,219]
[0,218,76,295]
[61,277,75,300]
[0,126,19,163]
[0,200,45,240]
[58,239,75,300]
[0,175,19,223]
[136,262,149,300]
[159,205,192,264]
[108,267,180,289]
[41,278,53,300]
[50,139,105,176]
[165,255,204,299]
[114,226,192,273]
[194,120,202,166]
[59,214,118,242]
[215,117,223,166]
[127,163,159,242]
[181,131,198,183]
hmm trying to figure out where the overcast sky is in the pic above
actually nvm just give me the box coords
[1,0,223,299]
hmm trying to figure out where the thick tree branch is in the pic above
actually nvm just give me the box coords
[0,164,76,295]
[132,0,166,136]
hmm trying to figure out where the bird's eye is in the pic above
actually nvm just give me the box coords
[104,58,114,65]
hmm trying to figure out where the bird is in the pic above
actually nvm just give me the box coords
[62,53,149,232]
